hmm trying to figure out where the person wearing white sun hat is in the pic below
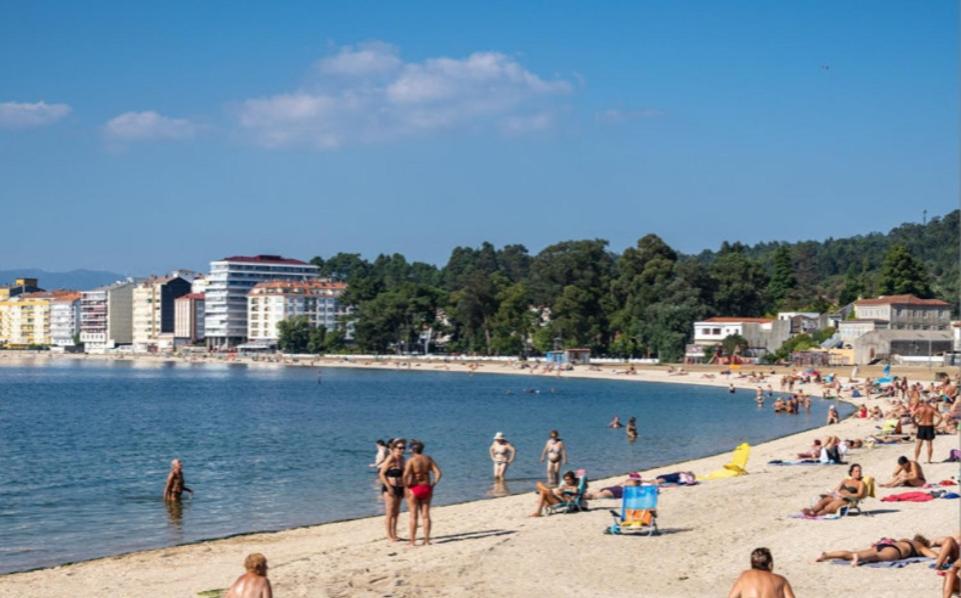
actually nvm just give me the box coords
[489,432,516,480]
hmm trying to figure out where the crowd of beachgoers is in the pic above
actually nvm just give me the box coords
[1,355,959,597]
[139,365,961,598]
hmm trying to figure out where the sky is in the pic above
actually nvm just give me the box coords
[1,1,958,275]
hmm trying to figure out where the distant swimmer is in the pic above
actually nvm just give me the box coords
[729,384,736,394]
[608,416,623,429]
[540,430,568,484]
[626,416,638,440]
[489,432,516,479]
[225,553,272,598]
[403,439,442,546]
[163,458,193,502]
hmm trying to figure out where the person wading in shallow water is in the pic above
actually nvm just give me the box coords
[163,458,193,502]
[540,430,568,485]
[403,439,442,547]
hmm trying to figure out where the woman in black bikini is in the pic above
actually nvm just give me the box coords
[816,534,936,566]
[378,438,407,542]
[801,463,865,517]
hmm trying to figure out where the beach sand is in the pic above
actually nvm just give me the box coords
[0,355,957,597]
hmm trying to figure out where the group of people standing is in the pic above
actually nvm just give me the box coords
[375,439,443,546]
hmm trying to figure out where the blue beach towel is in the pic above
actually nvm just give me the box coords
[831,557,933,569]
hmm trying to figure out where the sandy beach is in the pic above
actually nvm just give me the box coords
[0,354,957,597]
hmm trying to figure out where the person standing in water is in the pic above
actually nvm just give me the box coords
[540,430,568,484]
[378,439,407,542]
[626,417,638,440]
[403,439,442,546]
[608,416,623,428]
[163,458,193,502]
[489,432,516,479]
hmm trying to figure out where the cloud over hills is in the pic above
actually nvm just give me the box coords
[0,101,71,128]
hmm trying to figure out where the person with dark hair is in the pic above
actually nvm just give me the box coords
[530,470,580,516]
[378,438,407,542]
[540,430,567,484]
[371,439,388,469]
[727,547,795,597]
[817,535,936,566]
[879,456,926,488]
[912,399,943,464]
[801,463,866,517]
[225,553,272,598]
[403,439,442,546]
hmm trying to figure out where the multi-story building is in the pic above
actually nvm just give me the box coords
[246,279,347,344]
[688,316,791,359]
[80,281,135,352]
[204,255,319,349]
[0,292,54,346]
[50,292,82,348]
[175,292,206,344]
[0,277,44,300]
[853,295,951,330]
[190,275,209,295]
[132,276,192,352]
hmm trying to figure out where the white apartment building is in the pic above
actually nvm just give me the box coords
[246,279,347,344]
[204,255,320,349]
[132,276,191,352]
[691,316,791,356]
[80,281,135,352]
[175,292,206,344]
[50,292,82,347]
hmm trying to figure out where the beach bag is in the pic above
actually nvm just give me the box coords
[947,449,961,462]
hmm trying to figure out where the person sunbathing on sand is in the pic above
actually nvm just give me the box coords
[817,535,936,566]
[801,464,865,517]
[225,553,272,598]
[879,456,926,488]
[796,439,822,459]
[530,471,580,516]
[933,534,961,571]
[728,547,795,598]
[943,561,961,598]
[585,473,640,499]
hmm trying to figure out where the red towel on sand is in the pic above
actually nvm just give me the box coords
[881,491,934,502]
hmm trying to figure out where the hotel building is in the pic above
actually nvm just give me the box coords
[174,292,206,344]
[204,255,319,349]
[50,292,82,348]
[246,279,347,344]
[131,276,192,352]
[80,281,135,352]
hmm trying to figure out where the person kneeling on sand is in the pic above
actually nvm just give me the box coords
[879,455,926,488]
[816,535,936,567]
[530,471,580,516]
[225,553,272,598]
[728,547,795,598]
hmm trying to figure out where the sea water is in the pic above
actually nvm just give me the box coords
[0,359,849,573]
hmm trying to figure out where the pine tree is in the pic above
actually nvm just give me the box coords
[878,244,932,298]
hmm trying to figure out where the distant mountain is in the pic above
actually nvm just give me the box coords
[0,269,130,291]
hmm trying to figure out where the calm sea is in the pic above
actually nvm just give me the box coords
[0,359,849,573]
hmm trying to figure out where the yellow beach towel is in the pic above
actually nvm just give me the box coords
[703,443,751,480]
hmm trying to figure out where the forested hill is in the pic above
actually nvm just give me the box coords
[693,209,959,307]
[305,210,958,361]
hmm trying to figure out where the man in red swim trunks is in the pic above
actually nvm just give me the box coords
[403,439,442,546]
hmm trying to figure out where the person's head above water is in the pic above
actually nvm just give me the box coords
[410,440,425,454]
[376,439,387,447]
[171,458,182,471]
[750,547,773,571]
[549,430,559,439]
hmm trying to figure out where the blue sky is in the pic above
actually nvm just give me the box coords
[1,1,957,274]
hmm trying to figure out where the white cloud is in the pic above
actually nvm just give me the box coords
[237,43,572,149]
[104,111,197,141]
[315,41,402,76]
[0,101,71,128]
[595,108,663,124]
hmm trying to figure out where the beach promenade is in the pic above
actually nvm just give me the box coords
[0,356,956,597]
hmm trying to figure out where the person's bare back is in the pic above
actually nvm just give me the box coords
[728,569,794,598]
[225,572,271,598]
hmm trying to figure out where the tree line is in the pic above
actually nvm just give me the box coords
[277,210,958,361]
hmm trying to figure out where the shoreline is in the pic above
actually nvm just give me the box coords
[0,352,956,596]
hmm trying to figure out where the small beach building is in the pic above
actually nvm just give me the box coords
[692,317,790,357]
[545,348,591,365]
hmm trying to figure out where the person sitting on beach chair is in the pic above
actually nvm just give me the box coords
[801,463,867,517]
[530,470,584,517]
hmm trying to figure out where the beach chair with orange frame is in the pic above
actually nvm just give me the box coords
[605,484,659,536]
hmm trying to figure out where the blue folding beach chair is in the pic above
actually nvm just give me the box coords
[546,473,588,515]
[605,484,659,536]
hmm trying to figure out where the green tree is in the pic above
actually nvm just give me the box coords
[720,333,749,357]
[489,282,536,355]
[766,245,797,308]
[710,243,770,316]
[277,316,312,353]
[878,244,933,298]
